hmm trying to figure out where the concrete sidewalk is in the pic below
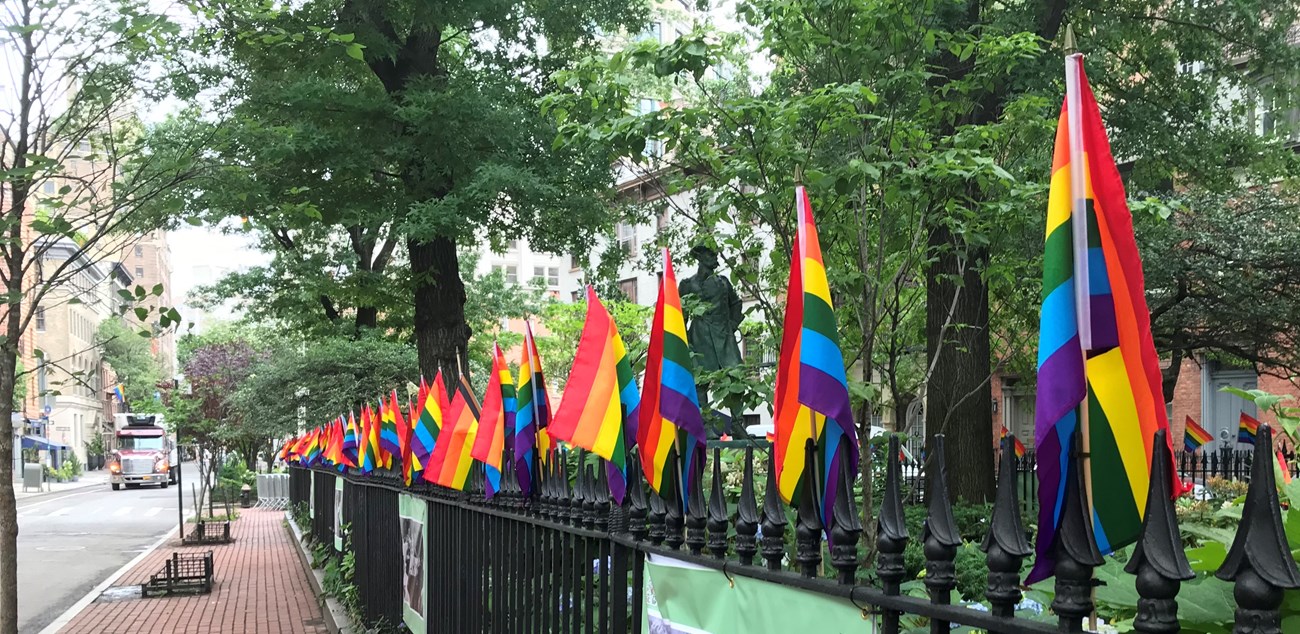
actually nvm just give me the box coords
[56,508,327,634]
[14,471,110,500]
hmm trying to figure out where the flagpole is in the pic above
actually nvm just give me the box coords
[1064,30,1099,632]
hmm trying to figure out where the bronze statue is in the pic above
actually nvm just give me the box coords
[678,245,744,437]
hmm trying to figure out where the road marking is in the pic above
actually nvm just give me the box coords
[112,507,133,517]
[145,507,162,517]
[15,489,98,512]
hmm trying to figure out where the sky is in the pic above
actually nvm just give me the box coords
[169,225,270,333]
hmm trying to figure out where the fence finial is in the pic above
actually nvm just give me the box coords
[1215,425,1300,634]
[760,447,789,571]
[627,448,649,541]
[664,450,685,550]
[686,452,708,556]
[707,447,730,559]
[982,433,1033,618]
[795,440,823,578]
[734,445,760,565]
[1051,431,1104,632]
[1125,429,1193,634]
[830,441,863,584]
[923,435,961,621]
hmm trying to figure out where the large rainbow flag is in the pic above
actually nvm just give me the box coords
[550,287,642,504]
[514,322,552,497]
[772,186,858,533]
[638,249,707,509]
[472,344,514,499]
[1028,54,1175,584]
[424,375,481,490]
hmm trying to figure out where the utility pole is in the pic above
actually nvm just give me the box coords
[174,378,184,542]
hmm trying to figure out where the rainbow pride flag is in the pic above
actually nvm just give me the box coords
[424,376,481,490]
[379,391,402,467]
[472,344,515,499]
[772,186,858,534]
[303,427,322,466]
[550,287,642,504]
[341,412,359,467]
[1000,426,1027,459]
[638,249,707,510]
[359,405,381,474]
[1184,416,1212,452]
[1239,412,1261,445]
[412,372,448,469]
[514,322,552,497]
[1277,449,1292,484]
[1029,55,1175,584]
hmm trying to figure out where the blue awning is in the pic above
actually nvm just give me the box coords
[21,436,67,451]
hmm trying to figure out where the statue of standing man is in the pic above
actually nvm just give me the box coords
[678,245,744,436]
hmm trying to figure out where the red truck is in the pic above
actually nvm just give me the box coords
[108,414,176,490]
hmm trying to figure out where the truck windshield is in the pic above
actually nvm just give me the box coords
[119,437,165,451]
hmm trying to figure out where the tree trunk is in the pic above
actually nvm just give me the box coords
[1161,342,1185,404]
[0,346,17,634]
[408,236,471,383]
[925,224,995,503]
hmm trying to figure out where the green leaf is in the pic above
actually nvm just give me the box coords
[134,307,149,321]
[1186,542,1227,573]
[345,43,365,61]
[184,217,203,227]
[151,284,164,296]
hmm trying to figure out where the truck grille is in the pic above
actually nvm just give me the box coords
[123,458,155,475]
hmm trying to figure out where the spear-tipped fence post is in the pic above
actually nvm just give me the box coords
[794,440,823,578]
[648,487,667,546]
[829,441,862,584]
[593,459,610,533]
[583,462,598,530]
[760,448,788,572]
[707,447,730,559]
[1125,429,1193,634]
[686,451,707,556]
[664,450,686,551]
[734,445,760,565]
[981,434,1032,618]
[923,436,961,633]
[1052,431,1104,633]
[626,450,648,540]
[1215,425,1300,634]
[877,435,910,633]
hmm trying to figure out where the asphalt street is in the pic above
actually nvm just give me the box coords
[16,462,197,634]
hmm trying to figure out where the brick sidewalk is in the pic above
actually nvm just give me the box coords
[60,508,328,634]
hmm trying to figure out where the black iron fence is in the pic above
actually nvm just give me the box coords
[289,426,1300,634]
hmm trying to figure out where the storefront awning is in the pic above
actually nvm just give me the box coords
[21,435,67,452]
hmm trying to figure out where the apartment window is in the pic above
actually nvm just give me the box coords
[618,278,638,303]
[42,181,55,195]
[34,306,44,331]
[135,245,144,258]
[616,222,636,255]
[636,99,664,158]
[78,140,91,154]
[638,22,662,43]
[656,206,670,232]
[570,253,583,271]
[135,266,144,278]
[533,266,560,288]
[492,264,518,284]
[507,239,519,251]
[571,290,582,303]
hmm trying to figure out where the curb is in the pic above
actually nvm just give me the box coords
[284,512,354,634]
[37,523,178,634]
[15,478,109,502]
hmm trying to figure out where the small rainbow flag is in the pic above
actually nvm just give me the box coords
[412,372,447,470]
[999,425,1027,458]
[378,392,402,468]
[1184,416,1212,452]
[472,344,515,499]
[112,383,126,403]
[550,286,642,504]
[773,186,858,534]
[638,249,707,510]
[1277,449,1292,485]
[424,376,481,490]
[1239,412,1261,445]
[514,322,552,497]
[359,405,381,474]
[341,412,359,467]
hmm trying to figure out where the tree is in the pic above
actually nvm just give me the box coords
[1139,188,1300,400]
[97,317,164,407]
[155,0,651,384]
[180,336,267,472]
[0,1,198,628]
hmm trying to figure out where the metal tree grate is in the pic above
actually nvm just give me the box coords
[141,551,213,597]
[184,521,232,545]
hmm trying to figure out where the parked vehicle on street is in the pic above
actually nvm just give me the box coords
[108,414,174,490]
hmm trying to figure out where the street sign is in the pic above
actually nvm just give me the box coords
[42,405,51,415]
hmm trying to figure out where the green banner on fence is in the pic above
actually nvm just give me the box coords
[643,555,874,634]
[333,476,343,551]
[308,473,315,519]
[398,494,427,634]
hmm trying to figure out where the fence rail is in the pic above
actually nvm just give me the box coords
[289,426,1300,634]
